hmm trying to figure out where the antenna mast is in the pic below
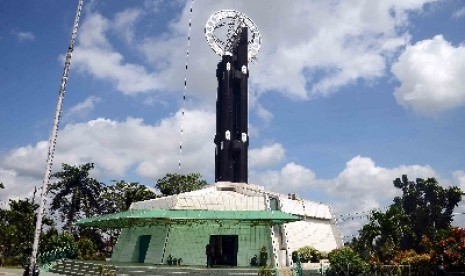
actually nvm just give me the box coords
[28,0,84,274]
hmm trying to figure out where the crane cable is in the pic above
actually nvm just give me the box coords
[29,0,84,272]
[179,0,194,172]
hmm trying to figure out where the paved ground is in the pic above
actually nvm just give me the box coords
[0,267,60,276]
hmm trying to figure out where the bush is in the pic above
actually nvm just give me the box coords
[393,250,434,275]
[296,246,326,263]
[40,231,78,259]
[98,264,116,276]
[76,237,98,260]
[326,247,369,275]
[258,266,274,276]
[435,227,465,272]
[0,256,23,267]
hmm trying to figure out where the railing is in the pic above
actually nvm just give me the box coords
[36,247,75,266]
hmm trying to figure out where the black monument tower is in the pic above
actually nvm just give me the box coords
[214,27,249,183]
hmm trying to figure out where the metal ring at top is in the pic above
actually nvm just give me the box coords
[204,10,261,61]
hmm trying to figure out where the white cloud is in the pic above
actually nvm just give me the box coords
[206,0,431,98]
[74,12,161,94]
[392,35,465,115]
[0,169,39,203]
[453,170,465,190]
[13,31,35,42]
[327,156,436,210]
[330,158,443,237]
[452,7,465,19]
[76,48,161,93]
[2,141,49,179]
[65,96,102,121]
[142,0,163,13]
[73,0,436,106]
[280,162,317,189]
[1,127,462,238]
[114,9,142,43]
[78,13,110,49]
[142,95,168,107]
[252,155,437,214]
[61,110,214,178]
[0,109,215,202]
[250,162,317,193]
[254,104,274,124]
[250,155,439,238]
[249,143,285,168]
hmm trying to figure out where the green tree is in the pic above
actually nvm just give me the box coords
[0,199,54,263]
[101,180,156,213]
[155,173,207,196]
[393,175,462,251]
[355,205,406,263]
[354,174,462,265]
[49,163,103,231]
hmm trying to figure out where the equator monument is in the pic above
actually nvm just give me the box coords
[77,9,343,269]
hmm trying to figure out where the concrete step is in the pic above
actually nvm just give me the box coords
[49,260,106,276]
[49,260,265,276]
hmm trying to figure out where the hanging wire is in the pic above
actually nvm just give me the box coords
[179,0,194,172]
[335,206,390,222]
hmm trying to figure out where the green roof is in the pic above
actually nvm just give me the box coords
[75,209,300,228]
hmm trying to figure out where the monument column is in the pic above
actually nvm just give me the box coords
[205,10,261,184]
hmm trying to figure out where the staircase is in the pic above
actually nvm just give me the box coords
[48,260,260,275]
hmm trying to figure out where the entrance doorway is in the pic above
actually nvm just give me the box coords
[209,235,238,266]
[135,235,151,263]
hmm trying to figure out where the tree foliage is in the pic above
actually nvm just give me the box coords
[355,205,406,263]
[392,250,433,274]
[393,175,462,251]
[39,228,76,255]
[0,165,214,264]
[354,174,462,266]
[435,227,465,271]
[0,199,53,263]
[155,173,208,196]
[101,180,156,213]
[49,163,103,231]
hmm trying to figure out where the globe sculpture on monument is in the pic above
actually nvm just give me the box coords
[76,10,343,270]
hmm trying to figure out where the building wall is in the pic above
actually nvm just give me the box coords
[111,227,168,263]
[277,195,343,260]
[278,196,332,220]
[111,223,273,267]
[112,183,343,267]
[283,219,340,254]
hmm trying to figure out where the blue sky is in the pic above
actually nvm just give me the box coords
[1,0,465,239]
